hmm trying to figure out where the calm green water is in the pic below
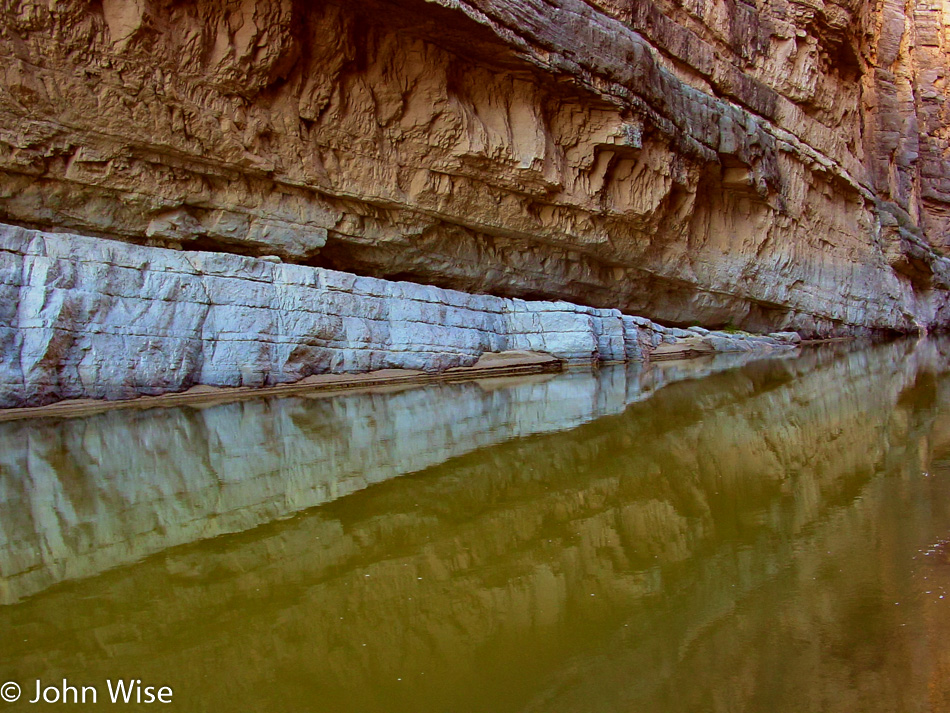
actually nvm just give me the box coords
[3,340,950,712]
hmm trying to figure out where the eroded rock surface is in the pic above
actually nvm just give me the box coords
[1,0,950,337]
[0,223,799,407]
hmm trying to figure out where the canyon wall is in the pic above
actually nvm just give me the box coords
[0,223,798,407]
[1,0,950,341]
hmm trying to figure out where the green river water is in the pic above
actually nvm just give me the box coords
[2,339,950,712]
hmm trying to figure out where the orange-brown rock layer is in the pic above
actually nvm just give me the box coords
[1,0,950,336]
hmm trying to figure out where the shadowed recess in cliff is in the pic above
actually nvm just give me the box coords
[3,340,950,712]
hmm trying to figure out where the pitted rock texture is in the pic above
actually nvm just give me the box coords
[0,0,949,337]
[0,223,798,407]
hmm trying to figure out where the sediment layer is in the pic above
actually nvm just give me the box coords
[1,0,950,337]
[0,223,799,408]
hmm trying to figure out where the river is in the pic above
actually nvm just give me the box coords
[2,339,950,712]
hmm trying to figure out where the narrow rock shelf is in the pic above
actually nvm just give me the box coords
[1,223,802,414]
[0,351,565,422]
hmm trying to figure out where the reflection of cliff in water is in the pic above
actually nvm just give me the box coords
[0,348,794,604]
[3,340,950,713]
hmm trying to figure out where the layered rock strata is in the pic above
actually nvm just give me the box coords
[0,223,799,408]
[1,0,949,339]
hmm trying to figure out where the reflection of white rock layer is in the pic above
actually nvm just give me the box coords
[0,224,798,407]
[3,340,948,713]
[0,349,785,605]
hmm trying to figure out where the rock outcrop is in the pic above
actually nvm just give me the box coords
[1,0,950,342]
[0,223,799,407]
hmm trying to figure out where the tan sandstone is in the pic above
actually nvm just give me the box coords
[1,0,949,340]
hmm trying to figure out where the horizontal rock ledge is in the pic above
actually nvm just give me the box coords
[0,350,566,422]
[0,223,801,409]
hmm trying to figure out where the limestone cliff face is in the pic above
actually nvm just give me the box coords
[0,223,799,407]
[1,0,949,337]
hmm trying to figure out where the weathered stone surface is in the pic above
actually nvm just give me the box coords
[0,0,949,338]
[0,224,799,407]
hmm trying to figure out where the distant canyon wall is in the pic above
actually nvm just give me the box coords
[1,0,950,337]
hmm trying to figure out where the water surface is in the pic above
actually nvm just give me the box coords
[3,340,950,712]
